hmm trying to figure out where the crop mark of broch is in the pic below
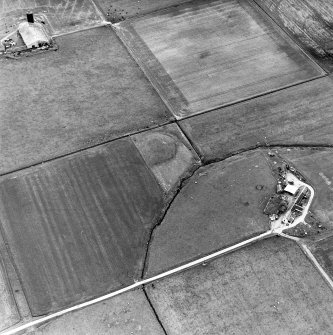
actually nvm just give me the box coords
[142,144,329,279]
[2,143,332,335]
[1,3,333,332]
[141,154,203,279]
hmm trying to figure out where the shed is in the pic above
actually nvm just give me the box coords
[284,184,299,195]
[18,22,50,49]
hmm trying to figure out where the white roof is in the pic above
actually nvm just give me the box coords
[284,184,298,195]
[18,22,50,48]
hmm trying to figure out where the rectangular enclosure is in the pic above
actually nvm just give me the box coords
[116,0,325,118]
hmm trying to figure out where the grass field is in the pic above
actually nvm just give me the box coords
[147,237,333,335]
